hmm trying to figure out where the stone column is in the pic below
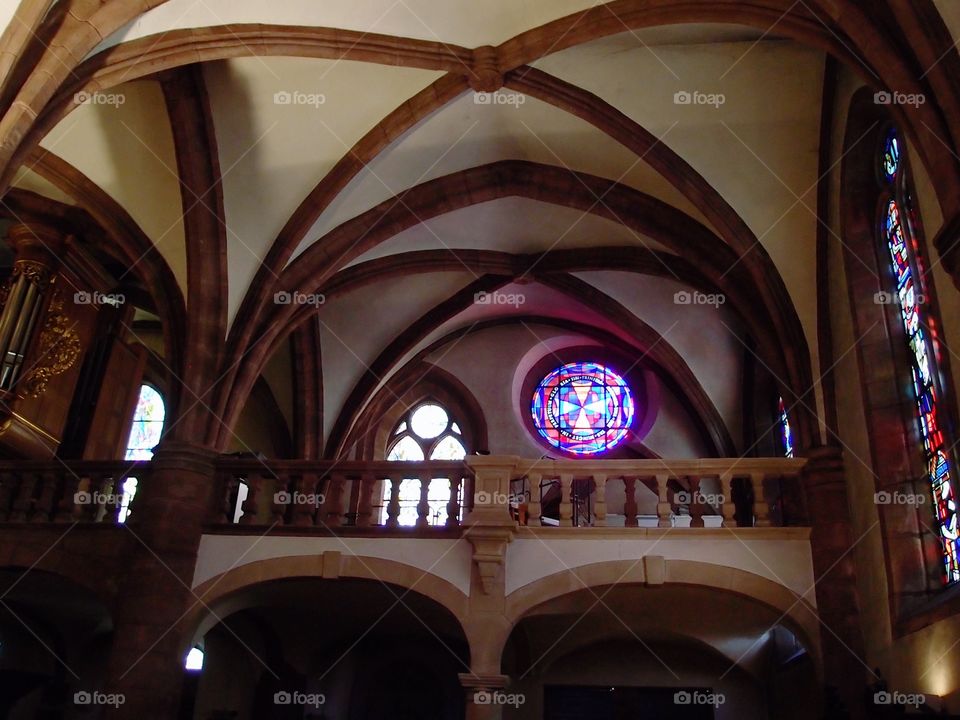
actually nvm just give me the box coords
[103,441,218,718]
[462,456,518,720]
[802,444,868,719]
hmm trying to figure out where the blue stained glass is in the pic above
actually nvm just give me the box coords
[778,397,794,458]
[880,130,959,584]
[124,385,165,461]
[531,362,635,455]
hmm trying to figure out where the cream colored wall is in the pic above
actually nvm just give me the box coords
[425,322,712,458]
[827,63,960,710]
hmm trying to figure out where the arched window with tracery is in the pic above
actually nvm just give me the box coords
[878,127,959,585]
[382,402,467,526]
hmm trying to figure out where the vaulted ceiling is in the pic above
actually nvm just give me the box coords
[2,0,960,459]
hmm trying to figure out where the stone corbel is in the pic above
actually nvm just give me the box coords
[464,524,514,595]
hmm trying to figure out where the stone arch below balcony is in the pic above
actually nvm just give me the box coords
[502,558,822,680]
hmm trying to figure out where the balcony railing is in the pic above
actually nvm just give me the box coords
[0,456,812,532]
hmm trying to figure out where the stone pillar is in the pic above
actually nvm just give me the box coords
[103,441,218,719]
[460,673,510,720]
[462,457,518,720]
[802,444,868,719]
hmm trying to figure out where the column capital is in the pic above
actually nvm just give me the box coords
[458,673,510,690]
[150,440,219,473]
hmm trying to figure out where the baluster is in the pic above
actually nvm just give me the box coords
[0,470,14,520]
[446,474,462,528]
[752,472,771,527]
[322,472,345,527]
[526,472,542,527]
[269,472,289,525]
[73,476,96,522]
[212,471,237,524]
[416,472,431,528]
[30,470,58,522]
[656,473,671,528]
[688,476,704,528]
[291,472,318,526]
[53,473,77,522]
[356,472,376,528]
[386,474,402,528]
[720,472,737,528]
[559,473,573,527]
[9,471,36,522]
[240,473,263,525]
[623,476,638,527]
[594,475,608,527]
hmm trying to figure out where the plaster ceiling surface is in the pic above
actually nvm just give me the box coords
[201,56,445,324]
[315,270,472,441]
[344,197,676,269]
[39,79,189,295]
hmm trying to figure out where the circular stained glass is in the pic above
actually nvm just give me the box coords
[531,362,635,455]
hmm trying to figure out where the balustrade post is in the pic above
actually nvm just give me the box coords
[593,475,608,526]
[558,473,573,527]
[446,474,462,528]
[30,470,57,522]
[719,472,737,528]
[356,472,376,528]
[623,476,638,527]
[322,472,344,527]
[751,472,771,527]
[416,472,432,528]
[239,473,262,525]
[525,472,541,526]
[386,475,402,528]
[291,472,318,526]
[656,473,671,528]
